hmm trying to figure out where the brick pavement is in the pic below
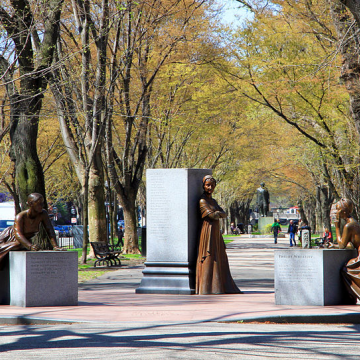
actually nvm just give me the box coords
[1,234,360,324]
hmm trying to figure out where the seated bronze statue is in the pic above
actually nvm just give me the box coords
[0,193,66,267]
[332,198,360,304]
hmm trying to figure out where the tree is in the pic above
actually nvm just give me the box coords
[223,0,360,224]
[48,0,112,261]
[105,0,213,253]
[0,0,64,209]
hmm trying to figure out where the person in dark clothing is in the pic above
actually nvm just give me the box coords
[287,220,298,247]
[118,225,124,247]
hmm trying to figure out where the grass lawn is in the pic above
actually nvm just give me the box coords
[68,247,145,283]
[70,233,239,282]
[222,234,237,245]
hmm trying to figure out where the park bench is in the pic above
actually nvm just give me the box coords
[90,242,122,267]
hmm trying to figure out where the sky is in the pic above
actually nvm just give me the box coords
[218,0,249,25]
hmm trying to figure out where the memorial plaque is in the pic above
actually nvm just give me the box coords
[10,251,78,307]
[136,168,210,294]
[275,249,357,306]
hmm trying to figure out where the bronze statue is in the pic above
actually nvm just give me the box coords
[0,193,66,266]
[332,198,360,304]
[256,182,270,217]
[196,175,242,295]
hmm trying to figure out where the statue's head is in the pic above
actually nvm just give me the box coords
[336,198,353,218]
[202,175,216,188]
[260,182,265,187]
[27,193,44,207]
[202,175,216,196]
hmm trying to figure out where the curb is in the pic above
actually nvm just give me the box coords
[231,313,360,324]
[0,316,84,325]
[2,312,360,325]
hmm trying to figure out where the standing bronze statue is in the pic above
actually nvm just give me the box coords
[196,175,242,295]
[256,182,270,217]
[332,198,360,304]
[0,193,66,266]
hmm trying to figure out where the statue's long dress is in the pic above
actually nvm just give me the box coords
[0,227,32,267]
[342,251,360,304]
[196,194,241,295]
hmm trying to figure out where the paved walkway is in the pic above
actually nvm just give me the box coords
[1,235,360,324]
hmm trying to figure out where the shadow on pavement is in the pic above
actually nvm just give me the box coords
[1,322,360,359]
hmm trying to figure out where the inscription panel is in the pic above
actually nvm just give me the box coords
[10,251,78,307]
[28,253,73,280]
[275,249,358,306]
[275,254,318,282]
[275,250,323,305]
[147,171,172,242]
[146,169,188,262]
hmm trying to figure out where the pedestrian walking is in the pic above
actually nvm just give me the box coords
[287,220,298,247]
[271,219,281,244]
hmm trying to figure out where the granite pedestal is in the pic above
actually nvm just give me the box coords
[258,217,273,231]
[0,256,10,305]
[275,249,357,306]
[9,251,78,307]
[136,168,211,294]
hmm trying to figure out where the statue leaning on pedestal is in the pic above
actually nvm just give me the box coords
[256,182,270,217]
[196,175,242,295]
[0,193,66,267]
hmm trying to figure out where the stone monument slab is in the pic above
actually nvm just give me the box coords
[0,256,10,305]
[10,251,78,307]
[302,228,311,248]
[258,216,273,231]
[136,168,211,294]
[275,249,357,306]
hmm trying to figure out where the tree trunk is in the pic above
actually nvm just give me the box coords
[81,170,89,264]
[303,197,317,234]
[298,198,308,225]
[121,191,140,254]
[319,185,333,232]
[88,154,107,243]
[230,198,252,232]
[330,2,360,142]
[9,94,46,209]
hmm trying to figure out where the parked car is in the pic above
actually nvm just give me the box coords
[0,220,14,232]
[54,225,72,237]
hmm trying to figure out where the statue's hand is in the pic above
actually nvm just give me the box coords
[53,246,67,251]
[30,244,40,251]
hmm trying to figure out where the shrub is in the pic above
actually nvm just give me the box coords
[263,223,272,234]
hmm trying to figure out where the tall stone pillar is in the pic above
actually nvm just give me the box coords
[136,168,211,294]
